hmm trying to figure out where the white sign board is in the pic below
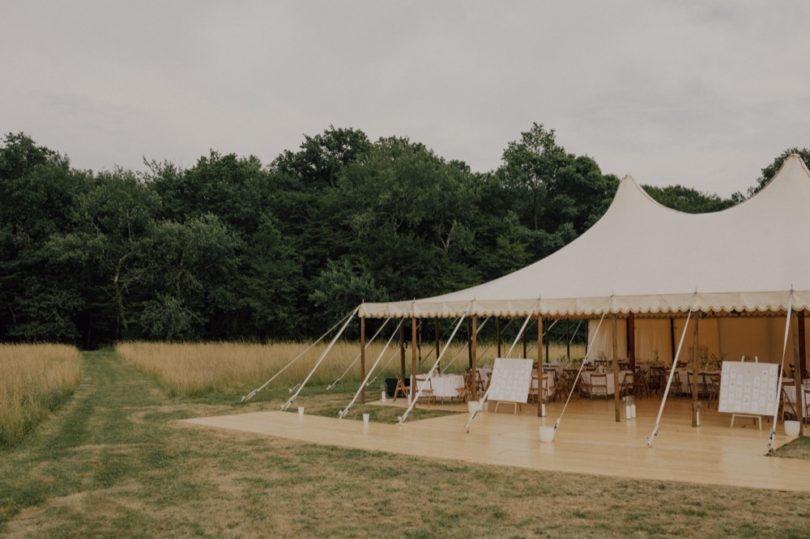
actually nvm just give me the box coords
[718,361,779,416]
[487,358,534,404]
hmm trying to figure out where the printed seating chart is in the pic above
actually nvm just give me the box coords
[718,361,778,416]
[487,358,534,404]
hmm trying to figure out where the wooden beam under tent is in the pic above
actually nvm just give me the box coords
[612,315,621,422]
[566,321,570,360]
[544,323,550,363]
[496,318,502,357]
[669,318,676,365]
[537,317,544,417]
[800,310,807,379]
[360,317,366,404]
[399,321,406,384]
[411,317,417,403]
[470,316,478,400]
[435,319,441,373]
[793,311,805,437]
[627,313,636,372]
[467,319,472,367]
[522,327,528,358]
[691,313,700,427]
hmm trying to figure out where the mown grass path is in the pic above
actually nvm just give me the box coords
[1,350,809,537]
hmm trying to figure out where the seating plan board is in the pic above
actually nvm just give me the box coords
[718,361,778,416]
[487,358,534,404]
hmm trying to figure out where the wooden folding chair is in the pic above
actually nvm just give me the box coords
[589,373,609,399]
[414,374,435,403]
[391,377,409,402]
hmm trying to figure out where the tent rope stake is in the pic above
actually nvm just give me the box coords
[768,290,794,455]
[281,307,358,411]
[398,305,471,424]
[646,307,694,447]
[326,318,391,390]
[240,308,356,403]
[339,320,403,418]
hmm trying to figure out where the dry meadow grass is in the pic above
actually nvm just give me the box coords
[116,340,584,397]
[2,349,809,537]
[0,344,82,446]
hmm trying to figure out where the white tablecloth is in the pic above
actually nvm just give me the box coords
[581,371,631,396]
[417,374,465,398]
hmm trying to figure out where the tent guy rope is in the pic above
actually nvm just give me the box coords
[553,297,613,432]
[397,305,471,424]
[339,320,404,419]
[466,301,542,432]
[281,307,358,411]
[240,308,356,403]
[768,290,794,455]
[326,318,391,390]
[646,307,694,447]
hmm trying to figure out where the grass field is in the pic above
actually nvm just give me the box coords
[116,340,584,398]
[1,348,809,537]
[0,344,82,447]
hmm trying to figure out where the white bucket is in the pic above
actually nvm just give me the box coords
[467,400,480,414]
[380,391,387,402]
[785,420,801,437]
[362,413,370,427]
[539,426,555,443]
[297,406,304,417]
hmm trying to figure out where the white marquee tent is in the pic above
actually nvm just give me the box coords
[360,154,810,367]
[360,154,810,321]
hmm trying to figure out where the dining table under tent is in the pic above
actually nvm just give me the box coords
[244,154,810,452]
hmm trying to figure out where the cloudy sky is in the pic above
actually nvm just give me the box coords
[1,1,808,195]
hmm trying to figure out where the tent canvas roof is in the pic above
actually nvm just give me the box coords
[359,155,810,319]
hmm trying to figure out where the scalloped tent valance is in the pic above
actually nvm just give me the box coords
[359,155,810,319]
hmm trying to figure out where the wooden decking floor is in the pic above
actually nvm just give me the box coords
[182,397,810,492]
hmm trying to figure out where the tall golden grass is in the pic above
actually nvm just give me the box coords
[0,344,82,446]
[116,340,584,397]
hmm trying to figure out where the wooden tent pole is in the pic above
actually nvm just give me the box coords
[566,321,571,360]
[496,318,502,357]
[537,316,544,416]
[470,316,478,400]
[612,315,621,422]
[691,313,700,427]
[799,310,807,378]
[435,319,441,373]
[545,323,550,363]
[411,317,418,403]
[360,317,366,404]
[627,313,636,372]
[399,320,406,382]
[669,317,676,365]
[793,311,805,436]
[523,326,528,358]
[467,319,472,366]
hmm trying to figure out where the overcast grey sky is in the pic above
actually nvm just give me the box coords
[1,1,808,195]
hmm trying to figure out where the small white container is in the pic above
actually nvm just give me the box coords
[380,391,387,402]
[297,406,304,417]
[630,404,637,419]
[362,413,370,427]
[467,400,480,414]
[785,420,800,437]
[539,426,556,443]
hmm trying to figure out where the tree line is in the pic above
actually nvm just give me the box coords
[1,125,806,348]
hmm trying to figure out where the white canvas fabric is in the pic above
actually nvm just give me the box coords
[360,155,810,318]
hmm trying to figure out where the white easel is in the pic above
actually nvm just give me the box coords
[730,355,763,430]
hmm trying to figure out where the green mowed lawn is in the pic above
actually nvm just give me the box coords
[1,351,809,537]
